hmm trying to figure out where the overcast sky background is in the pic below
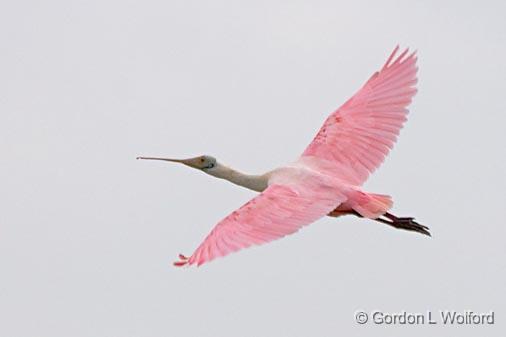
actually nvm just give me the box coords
[1,1,505,336]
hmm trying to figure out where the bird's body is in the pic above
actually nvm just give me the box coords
[138,46,430,267]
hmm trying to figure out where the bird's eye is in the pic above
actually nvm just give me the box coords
[207,162,215,169]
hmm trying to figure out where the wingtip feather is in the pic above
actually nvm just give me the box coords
[382,45,400,70]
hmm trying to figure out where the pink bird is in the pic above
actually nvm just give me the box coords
[138,46,429,267]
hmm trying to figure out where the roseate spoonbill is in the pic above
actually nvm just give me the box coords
[138,46,429,267]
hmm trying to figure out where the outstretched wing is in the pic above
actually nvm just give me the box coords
[302,46,418,186]
[175,183,345,267]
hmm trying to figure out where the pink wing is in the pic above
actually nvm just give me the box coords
[174,183,345,267]
[302,46,418,186]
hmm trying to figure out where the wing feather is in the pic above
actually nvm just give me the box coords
[176,183,345,266]
[301,46,418,185]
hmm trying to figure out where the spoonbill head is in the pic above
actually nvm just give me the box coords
[137,155,217,171]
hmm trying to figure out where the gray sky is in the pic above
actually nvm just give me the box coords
[1,1,505,336]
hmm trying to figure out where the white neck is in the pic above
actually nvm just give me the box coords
[206,163,269,192]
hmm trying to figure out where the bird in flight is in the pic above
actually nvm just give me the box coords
[138,46,429,267]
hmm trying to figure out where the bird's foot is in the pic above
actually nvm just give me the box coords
[380,212,431,236]
[395,216,415,221]
[391,217,430,236]
[173,254,189,267]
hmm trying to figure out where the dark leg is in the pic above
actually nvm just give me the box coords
[328,209,431,236]
[379,212,431,236]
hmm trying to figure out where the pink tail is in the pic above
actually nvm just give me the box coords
[348,191,393,219]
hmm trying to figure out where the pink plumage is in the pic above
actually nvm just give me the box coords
[185,176,347,266]
[302,45,418,185]
[166,46,422,267]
